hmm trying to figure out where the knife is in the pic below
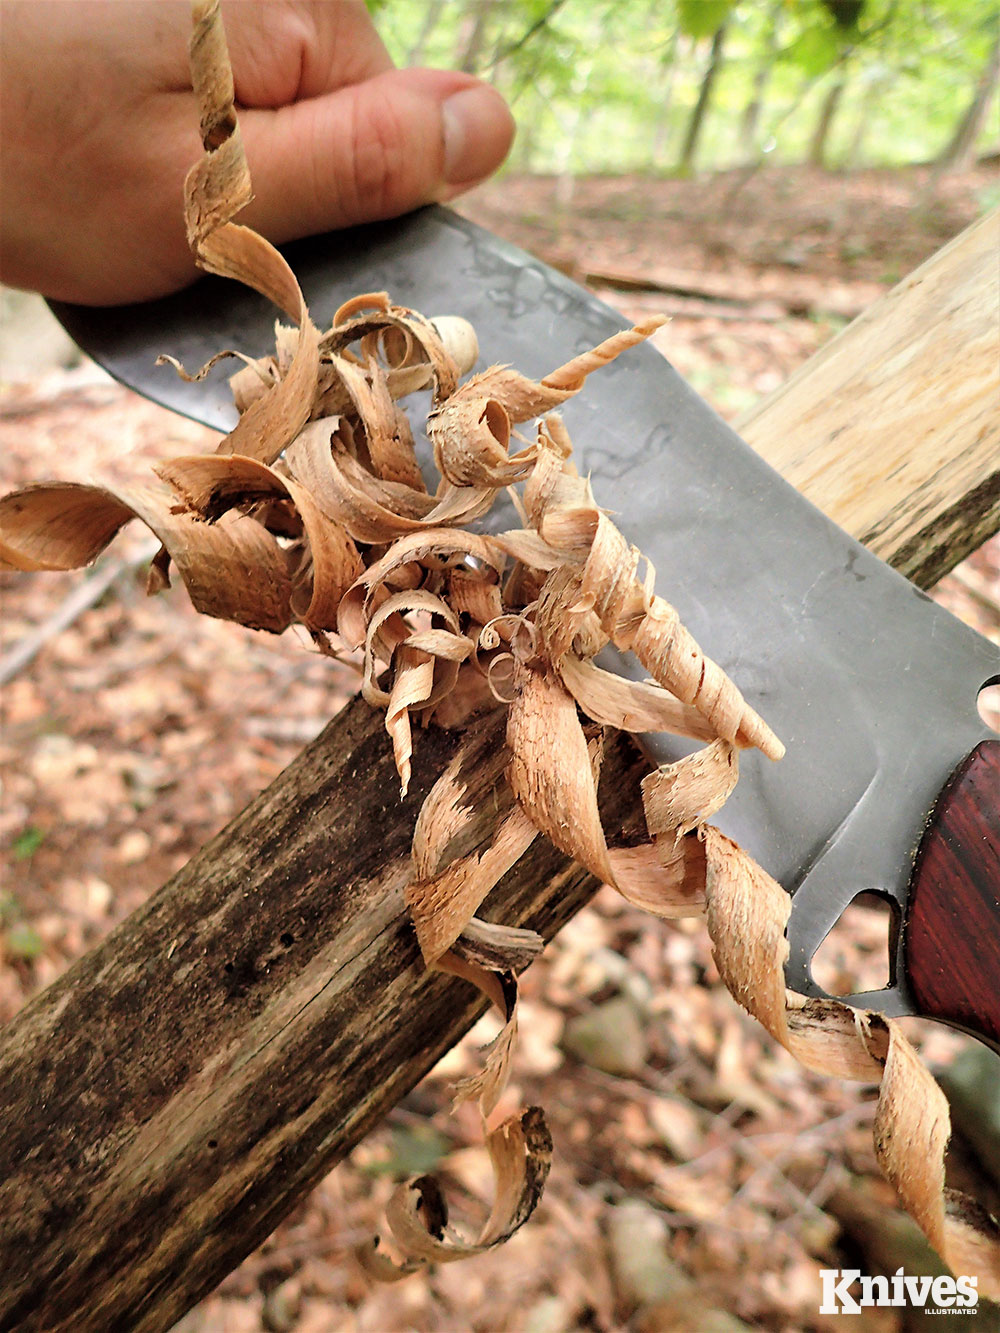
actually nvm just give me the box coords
[47,204,1000,1050]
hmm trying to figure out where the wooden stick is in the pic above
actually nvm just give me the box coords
[581,262,880,320]
[0,707,649,1333]
[736,208,1000,587]
[1,215,997,1333]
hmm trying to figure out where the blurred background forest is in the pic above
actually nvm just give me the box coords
[2,2,999,1331]
[370,0,999,178]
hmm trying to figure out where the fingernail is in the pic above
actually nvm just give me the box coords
[441,85,512,186]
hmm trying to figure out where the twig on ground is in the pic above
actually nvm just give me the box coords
[0,540,159,686]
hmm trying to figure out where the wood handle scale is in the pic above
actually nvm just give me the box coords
[905,740,1000,1051]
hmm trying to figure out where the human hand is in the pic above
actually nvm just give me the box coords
[0,0,514,305]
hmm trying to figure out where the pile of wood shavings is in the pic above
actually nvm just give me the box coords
[1,0,997,1294]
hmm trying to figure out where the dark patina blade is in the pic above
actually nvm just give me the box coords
[50,204,999,1017]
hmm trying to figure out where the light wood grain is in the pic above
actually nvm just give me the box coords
[738,208,1000,584]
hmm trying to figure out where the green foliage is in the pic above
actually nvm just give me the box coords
[4,922,44,961]
[677,0,732,39]
[1,886,45,961]
[361,1122,452,1177]
[12,824,45,860]
[373,0,999,175]
[781,22,843,75]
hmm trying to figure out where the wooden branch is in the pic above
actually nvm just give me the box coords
[0,708,648,1333]
[582,262,881,321]
[1,215,997,1333]
[0,540,159,687]
[736,207,1000,586]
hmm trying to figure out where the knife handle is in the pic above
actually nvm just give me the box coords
[905,740,1000,1051]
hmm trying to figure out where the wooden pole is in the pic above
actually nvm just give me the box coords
[736,207,1000,587]
[0,705,648,1333]
[1,215,997,1333]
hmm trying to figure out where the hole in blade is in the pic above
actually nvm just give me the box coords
[978,677,999,734]
[810,890,897,997]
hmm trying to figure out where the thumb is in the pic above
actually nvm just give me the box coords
[239,67,515,244]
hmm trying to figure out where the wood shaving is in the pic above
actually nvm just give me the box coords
[1,0,996,1296]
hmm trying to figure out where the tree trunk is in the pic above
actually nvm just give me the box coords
[1,215,998,1333]
[406,0,446,66]
[740,62,771,160]
[808,72,847,167]
[679,23,728,172]
[936,34,1000,174]
[843,73,882,168]
[650,29,681,170]
[739,2,782,160]
[512,113,539,171]
[455,0,492,74]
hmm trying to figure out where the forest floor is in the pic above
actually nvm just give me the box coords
[1,161,998,1333]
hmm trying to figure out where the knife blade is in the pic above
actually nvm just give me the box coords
[48,204,1000,1047]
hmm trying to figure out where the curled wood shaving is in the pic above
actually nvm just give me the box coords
[436,950,521,1118]
[643,739,739,841]
[408,808,539,963]
[356,1106,552,1281]
[700,829,1000,1290]
[0,477,294,632]
[452,918,544,974]
[155,453,362,628]
[2,0,996,1294]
